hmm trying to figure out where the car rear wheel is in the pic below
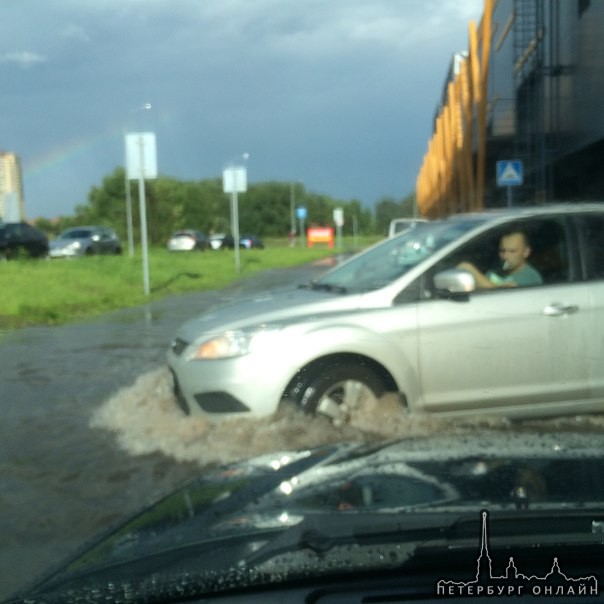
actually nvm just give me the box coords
[287,361,386,427]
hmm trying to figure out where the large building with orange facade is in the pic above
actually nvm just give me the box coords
[417,0,604,218]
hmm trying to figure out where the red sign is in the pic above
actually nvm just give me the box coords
[307,227,334,248]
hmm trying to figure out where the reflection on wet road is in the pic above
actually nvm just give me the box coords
[0,262,330,599]
[2,258,604,599]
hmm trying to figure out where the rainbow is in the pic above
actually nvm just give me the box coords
[22,106,173,179]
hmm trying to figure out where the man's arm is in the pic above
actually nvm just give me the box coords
[456,262,516,289]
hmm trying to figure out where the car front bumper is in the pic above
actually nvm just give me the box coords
[49,247,82,258]
[167,347,287,420]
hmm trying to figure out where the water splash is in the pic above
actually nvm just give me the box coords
[90,368,523,467]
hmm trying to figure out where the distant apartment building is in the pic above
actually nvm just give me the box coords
[0,151,25,222]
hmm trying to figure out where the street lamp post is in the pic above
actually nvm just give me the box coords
[125,131,157,296]
[289,182,296,237]
[290,180,303,246]
[124,103,152,257]
[223,153,249,273]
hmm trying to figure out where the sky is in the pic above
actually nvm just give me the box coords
[1,0,484,220]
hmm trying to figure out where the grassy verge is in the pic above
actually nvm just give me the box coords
[0,237,377,329]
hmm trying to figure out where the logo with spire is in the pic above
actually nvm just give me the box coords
[436,510,598,598]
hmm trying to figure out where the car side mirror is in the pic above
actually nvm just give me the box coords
[434,268,476,300]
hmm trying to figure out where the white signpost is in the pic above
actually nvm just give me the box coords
[333,207,344,249]
[223,164,247,273]
[125,132,157,295]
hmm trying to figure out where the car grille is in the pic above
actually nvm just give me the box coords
[170,337,189,356]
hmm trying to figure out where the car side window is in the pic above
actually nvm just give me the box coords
[8,223,22,237]
[577,214,604,280]
[527,219,573,284]
[426,217,573,294]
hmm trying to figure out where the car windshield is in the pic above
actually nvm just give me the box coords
[314,218,484,291]
[58,229,93,239]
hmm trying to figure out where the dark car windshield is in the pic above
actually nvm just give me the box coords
[58,229,94,239]
[314,218,486,292]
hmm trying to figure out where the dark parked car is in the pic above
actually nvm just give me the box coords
[49,226,122,258]
[167,229,208,251]
[239,234,265,249]
[208,232,235,250]
[0,222,49,260]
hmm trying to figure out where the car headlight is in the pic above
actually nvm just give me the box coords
[186,331,253,360]
[185,326,283,361]
[68,241,81,250]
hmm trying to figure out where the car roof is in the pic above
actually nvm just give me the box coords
[443,202,604,222]
[62,225,104,232]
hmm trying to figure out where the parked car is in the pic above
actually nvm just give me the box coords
[167,229,208,251]
[239,234,265,249]
[49,226,122,258]
[208,232,235,250]
[168,204,604,425]
[0,222,49,260]
[388,217,428,238]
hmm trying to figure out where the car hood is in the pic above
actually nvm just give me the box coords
[174,284,381,339]
[13,431,604,601]
[50,237,89,248]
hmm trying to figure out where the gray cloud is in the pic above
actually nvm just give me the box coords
[1,51,47,68]
[1,0,483,218]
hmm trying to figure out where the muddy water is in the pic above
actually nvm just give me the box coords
[0,261,331,598]
[2,259,604,599]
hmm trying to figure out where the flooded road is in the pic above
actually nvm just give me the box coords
[0,261,334,599]
[2,258,604,599]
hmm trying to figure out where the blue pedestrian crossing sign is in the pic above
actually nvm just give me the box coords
[496,160,523,186]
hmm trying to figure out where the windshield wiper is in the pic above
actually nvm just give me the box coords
[17,510,604,603]
[298,281,348,294]
[239,509,604,570]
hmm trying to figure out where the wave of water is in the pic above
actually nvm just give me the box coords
[90,367,534,467]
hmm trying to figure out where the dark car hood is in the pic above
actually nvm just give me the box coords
[11,431,604,601]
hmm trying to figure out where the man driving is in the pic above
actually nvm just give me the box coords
[458,230,543,289]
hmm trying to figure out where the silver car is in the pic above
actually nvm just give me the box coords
[168,204,604,425]
[49,226,122,258]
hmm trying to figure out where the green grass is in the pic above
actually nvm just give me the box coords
[0,237,378,329]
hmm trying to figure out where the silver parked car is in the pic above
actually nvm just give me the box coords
[168,204,604,425]
[167,229,208,252]
[49,226,122,258]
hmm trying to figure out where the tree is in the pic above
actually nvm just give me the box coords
[51,168,388,244]
[375,192,418,236]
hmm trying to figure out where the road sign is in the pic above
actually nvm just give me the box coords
[496,160,523,186]
[125,133,157,180]
[223,166,247,193]
[296,206,307,220]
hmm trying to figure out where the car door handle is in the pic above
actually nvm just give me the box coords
[542,303,579,317]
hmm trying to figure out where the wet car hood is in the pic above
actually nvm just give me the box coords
[12,431,604,602]
[174,284,382,338]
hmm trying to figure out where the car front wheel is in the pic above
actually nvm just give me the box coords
[287,361,386,427]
